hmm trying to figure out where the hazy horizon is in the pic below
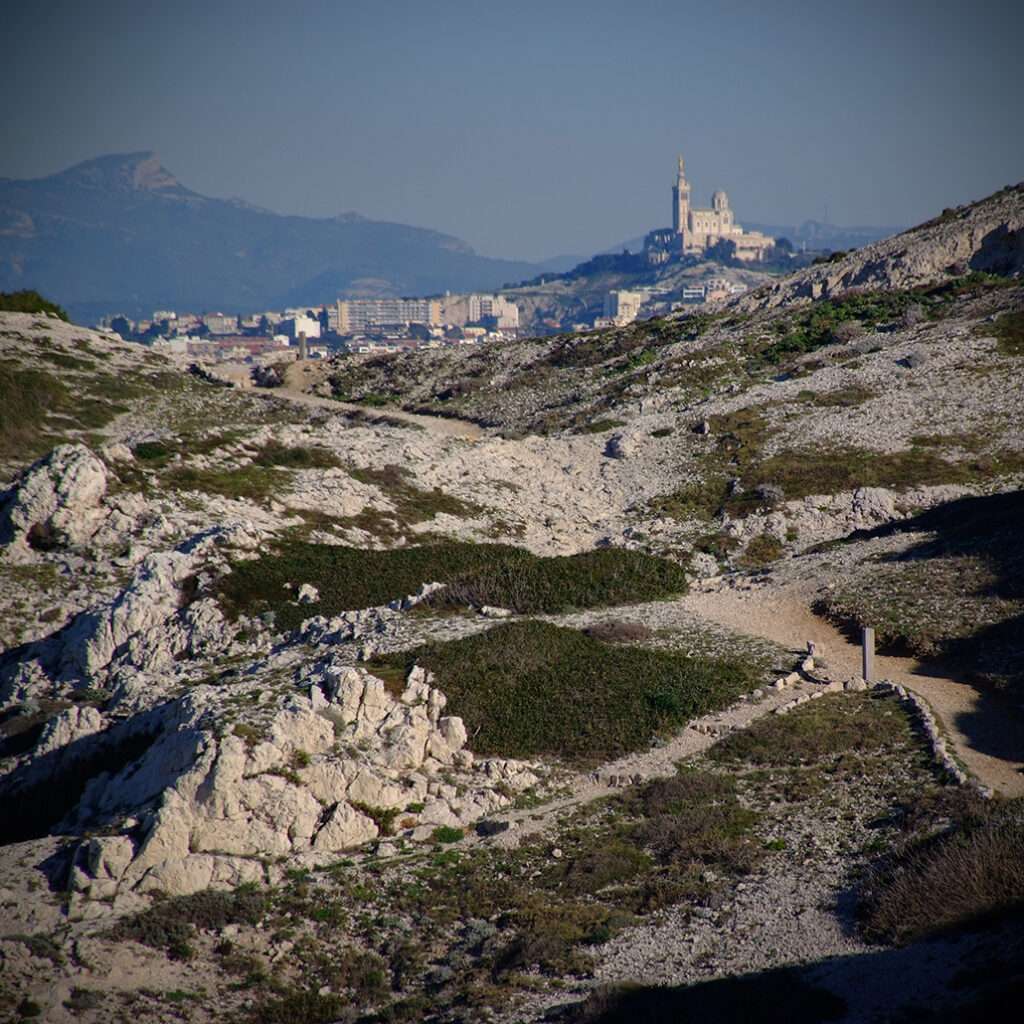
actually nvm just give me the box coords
[4,0,1022,263]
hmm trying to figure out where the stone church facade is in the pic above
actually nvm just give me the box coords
[645,156,771,262]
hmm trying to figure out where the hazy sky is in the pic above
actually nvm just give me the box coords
[4,0,1022,262]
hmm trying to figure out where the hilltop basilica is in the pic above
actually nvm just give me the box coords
[644,156,772,263]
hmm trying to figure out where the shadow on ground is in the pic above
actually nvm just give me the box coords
[543,912,1024,1023]
[816,490,1024,757]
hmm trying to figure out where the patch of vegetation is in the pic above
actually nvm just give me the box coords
[216,540,692,632]
[372,620,762,764]
[345,462,483,524]
[576,418,626,434]
[657,443,1024,529]
[161,463,293,503]
[0,361,70,460]
[10,932,66,966]
[351,802,400,836]
[433,826,464,844]
[812,386,876,407]
[738,533,784,568]
[708,690,934,806]
[755,277,1009,367]
[859,793,1024,944]
[993,309,1024,355]
[0,355,195,467]
[582,619,656,644]
[109,885,269,960]
[254,762,763,1020]
[246,989,347,1024]
[0,289,69,321]
[758,290,912,363]
[708,692,915,768]
[252,440,343,469]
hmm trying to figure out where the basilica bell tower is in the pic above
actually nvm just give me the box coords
[672,156,690,239]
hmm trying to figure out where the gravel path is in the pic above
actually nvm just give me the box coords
[683,582,1024,797]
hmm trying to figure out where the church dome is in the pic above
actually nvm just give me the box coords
[712,188,728,209]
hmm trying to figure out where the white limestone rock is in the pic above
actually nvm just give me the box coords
[312,802,379,852]
[57,549,198,680]
[345,767,411,810]
[439,715,467,752]
[851,486,896,527]
[0,444,108,559]
[86,835,136,880]
[33,705,104,758]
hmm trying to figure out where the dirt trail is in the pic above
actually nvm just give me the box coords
[272,361,485,439]
[684,586,1024,797]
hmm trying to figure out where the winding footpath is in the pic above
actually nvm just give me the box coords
[682,586,1024,797]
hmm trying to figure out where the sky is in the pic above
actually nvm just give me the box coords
[3,0,1022,263]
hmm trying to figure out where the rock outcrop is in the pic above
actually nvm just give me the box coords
[0,444,108,559]
[64,662,536,897]
[736,183,1024,311]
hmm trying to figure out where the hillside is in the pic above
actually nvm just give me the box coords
[0,153,540,325]
[1,184,1023,1022]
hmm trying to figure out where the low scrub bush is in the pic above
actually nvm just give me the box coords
[994,309,1024,355]
[109,885,269,959]
[216,540,691,632]
[372,620,760,763]
[252,440,343,469]
[357,468,483,525]
[0,289,69,320]
[738,533,783,567]
[860,797,1024,943]
[0,362,69,461]
[708,692,915,767]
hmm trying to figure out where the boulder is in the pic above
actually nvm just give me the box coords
[0,444,108,558]
[312,802,378,852]
[87,835,136,880]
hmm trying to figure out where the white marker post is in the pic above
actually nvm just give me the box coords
[862,627,875,682]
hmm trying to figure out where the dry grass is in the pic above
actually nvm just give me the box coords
[859,797,1024,944]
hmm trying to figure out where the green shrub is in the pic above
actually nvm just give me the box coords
[247,990,345,1024]
[351,803,400,836]
[108,885,269,957]
[216,540,691,632]
[432,826,464,844]
[0,289,69,320]
[994,309,1024,355]
[252,440,342,469]
[739,533,783,567]
[372,620,760,764]
[132,441,172,461]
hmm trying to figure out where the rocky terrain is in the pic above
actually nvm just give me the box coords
[0,185,1022,1023]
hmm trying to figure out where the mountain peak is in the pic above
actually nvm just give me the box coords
[57,152,189,196]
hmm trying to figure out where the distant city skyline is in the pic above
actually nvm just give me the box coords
[4,0,1022,263]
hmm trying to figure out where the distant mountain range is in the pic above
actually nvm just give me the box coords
[742,220,905,251]
[0,153,542,325]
